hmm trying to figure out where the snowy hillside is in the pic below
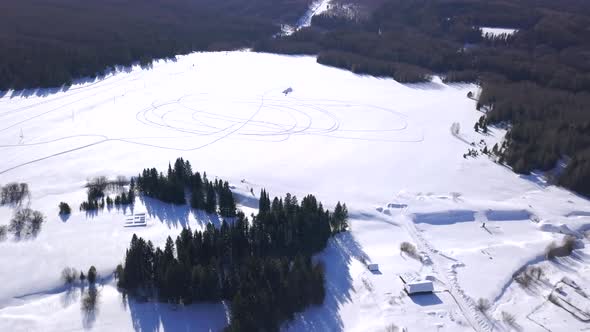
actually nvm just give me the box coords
[1,51,590,331]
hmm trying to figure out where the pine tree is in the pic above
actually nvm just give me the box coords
[88,266,97,284]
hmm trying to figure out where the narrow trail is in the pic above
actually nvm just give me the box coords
[400,209,494,332]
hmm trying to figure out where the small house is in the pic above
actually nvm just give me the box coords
[367,264,379,272]
[399,272,434,294]
[404,280,434,294]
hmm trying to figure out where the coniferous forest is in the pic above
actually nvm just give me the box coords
[256,0,590,196]
[117,158,348,331]
[0,0,311,92]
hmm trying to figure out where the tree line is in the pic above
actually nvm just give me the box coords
[0,0,312,92]
[79,180,136,211]
[256,0,590,196]
[136,157,237,217]
[117,189,348,331]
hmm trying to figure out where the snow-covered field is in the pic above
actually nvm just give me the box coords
[1,51,590,331]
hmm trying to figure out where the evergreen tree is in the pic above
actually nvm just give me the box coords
[88,266,97,284]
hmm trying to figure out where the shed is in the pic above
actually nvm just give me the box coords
[399,272,434,294]
[367,264,379,272]
[404,280,434,294]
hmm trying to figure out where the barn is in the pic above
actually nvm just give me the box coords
[399,272,434,294]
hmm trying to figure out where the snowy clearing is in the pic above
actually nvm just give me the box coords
[1,51,590,331]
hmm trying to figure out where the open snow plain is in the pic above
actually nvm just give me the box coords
[1,51,590,331]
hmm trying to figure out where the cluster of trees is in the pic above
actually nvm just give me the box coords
[0,0,314,91]
[136,158,236,217]
[59,202,71,215]
[117,190,347,331]
[62,266,98,285]
[479,81,590,193]
[0,183,29,205]
[317,51,432,83]
[1,208,45,240]
[258,0,590,195]
[79,180,135,211]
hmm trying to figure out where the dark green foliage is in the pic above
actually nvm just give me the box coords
[560,151,590,196]
[9,208,45,239]
[137,158,236,215]
[119,190,346,331]
[332,202,349,233]
[87,266,97,284]
[0,0,316,91]
[205,184,217,214]
[137,166,185,205]
[0,183,30,205]
[58,202,71,215]
[317,51,432,83]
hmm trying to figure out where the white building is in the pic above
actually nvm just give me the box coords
[404,280,434,294]
[399,272,434,294]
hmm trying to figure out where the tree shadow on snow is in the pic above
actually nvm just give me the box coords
[140,196,189,229]
[233,191,259,210]
[284,231,369,332]
[127,297,229,332]
[192,209,223,228]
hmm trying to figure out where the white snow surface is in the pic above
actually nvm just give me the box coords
[480,27,518,38]
[298,0,331,28]
[1,51,590,331]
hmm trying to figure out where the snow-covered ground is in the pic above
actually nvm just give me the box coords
[1,51,590,331]
[480,27,518,38]
[282,0,331,34]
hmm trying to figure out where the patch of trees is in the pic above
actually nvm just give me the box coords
[4,208,45,240]
[59,202,71,215]
[257,0,590,196]
[137,158,236,217]
[117,190,348,331]
[80,177,135,211]
[0,0,315,92]
[62,265,99,286]
[479,81,590,191]
[317,51,432,83]
[0,183,30,205]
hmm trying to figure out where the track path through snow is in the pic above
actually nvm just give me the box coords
[400,208,494,332]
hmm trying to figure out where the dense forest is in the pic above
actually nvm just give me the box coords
[256,0,590,196]
[117,182,349,330]
[0,0,311,91]
[136,158,237,217]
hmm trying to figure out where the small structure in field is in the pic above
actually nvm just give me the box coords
[367,264,379,272]
[124,212,147,227]
[404,280,434,294]
[400,272,434,294]
[282,87,293,95]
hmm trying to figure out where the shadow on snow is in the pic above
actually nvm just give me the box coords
[125,295,229,332]
[284,231,369,331]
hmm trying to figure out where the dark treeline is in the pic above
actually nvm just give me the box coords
[136,158,236,217]
[257,0,590,195]
[0,0,312,92]
[118,190,348,331]
[80,179,135,211]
